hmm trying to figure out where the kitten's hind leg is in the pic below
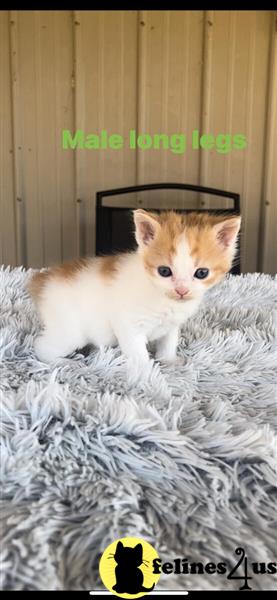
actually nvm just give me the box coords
[33,331,77,363]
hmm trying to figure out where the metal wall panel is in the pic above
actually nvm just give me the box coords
[186,10,273,272]
[74,10,138,256]
[0,10,276,273]
[137,10,204,208]
[259,15,277,274]
[9,10,75,268]
[0,11,17,266]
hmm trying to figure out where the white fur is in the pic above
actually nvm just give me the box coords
[33,251,202,365]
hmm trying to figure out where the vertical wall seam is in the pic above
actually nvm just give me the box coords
[181,13,189,199]
[72,9,81,258]
[99,12,105,192]
[162,11,170,185]
[258,10,277,272]
[225,11,236,191]
[35,10,44,266]
[135,11,141,187]
[198,10,214,207]
[240,13,257,272]
[56,11,63,263]
[53,11,62,264]
[6,10,17,264]
[9,10,25,266]
[136,10,146,191]
[120,12,124,184]
[197,11,206,199]
[183,12,192,204]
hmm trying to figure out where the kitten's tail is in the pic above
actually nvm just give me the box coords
[141,583,155,592]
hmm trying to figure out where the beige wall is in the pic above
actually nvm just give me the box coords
[0,10,276,273]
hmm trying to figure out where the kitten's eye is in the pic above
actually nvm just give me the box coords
[158,266,172,277]
[194,268,209,279]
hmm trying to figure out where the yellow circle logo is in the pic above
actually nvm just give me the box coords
[99,536,161,598]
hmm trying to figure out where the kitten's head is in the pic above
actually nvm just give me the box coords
[134,209,241,302]
[114,541,142,567]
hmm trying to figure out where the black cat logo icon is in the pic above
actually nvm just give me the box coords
[99,537,161,598]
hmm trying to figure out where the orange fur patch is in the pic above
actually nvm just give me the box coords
[52,257,93,279]
[28,258,93,300]
[28,254,123,302]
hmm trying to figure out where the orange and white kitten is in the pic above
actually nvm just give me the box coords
[28,210,241,366]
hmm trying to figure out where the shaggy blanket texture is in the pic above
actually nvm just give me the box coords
[0,267,276,592]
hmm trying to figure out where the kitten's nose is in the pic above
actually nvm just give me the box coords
[175,285,189,298]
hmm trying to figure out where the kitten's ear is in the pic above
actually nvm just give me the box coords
[213,216,241,248]
[133,209,161,248]
[134,543,143,563]
[116,541,124,553]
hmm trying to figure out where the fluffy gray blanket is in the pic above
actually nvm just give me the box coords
[0,267,276,591]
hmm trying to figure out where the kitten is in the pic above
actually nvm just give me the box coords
[112,541,155,594]
[28,210,241,366]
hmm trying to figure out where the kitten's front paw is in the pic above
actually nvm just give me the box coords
[157,355,185,366]
[125,355,155,384]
